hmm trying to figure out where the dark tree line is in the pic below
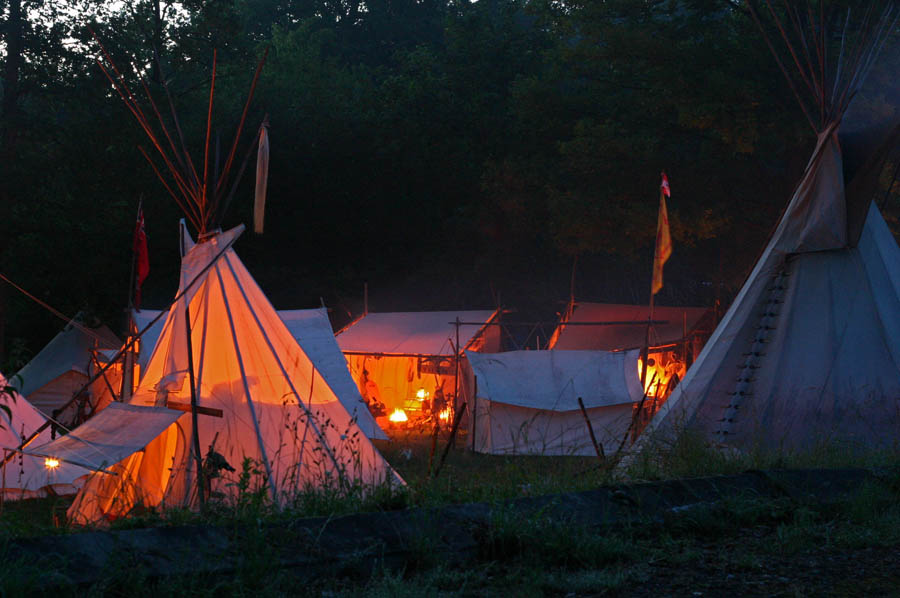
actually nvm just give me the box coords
[0,0,897,367]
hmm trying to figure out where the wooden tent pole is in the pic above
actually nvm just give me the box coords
[452,317,461,448]
[184,303,205,507]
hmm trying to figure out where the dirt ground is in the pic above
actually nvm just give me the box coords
[614,543,900,597]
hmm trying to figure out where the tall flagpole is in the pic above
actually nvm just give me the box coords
[642,172,671,390]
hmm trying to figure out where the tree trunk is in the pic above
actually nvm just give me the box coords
[0,0,25,364]
[151,0,162,84]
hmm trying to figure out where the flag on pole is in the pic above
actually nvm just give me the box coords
[651,172,672,295]
[133,207,150,308]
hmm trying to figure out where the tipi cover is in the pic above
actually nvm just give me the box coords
[70,227,401,523]
[134,306,387,440]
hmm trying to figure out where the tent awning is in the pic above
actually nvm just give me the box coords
[22,403,183,472]
[550,303,712,351]
[336,310,497,355]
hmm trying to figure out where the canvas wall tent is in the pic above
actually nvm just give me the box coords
[548,302,713,352]
[633,4,900,456]
[467,349,644,456]
[0,373,90,499]
[13,319,122,423]
[131,307,387,441]
[69,226,402,524]
[336,310,501,432]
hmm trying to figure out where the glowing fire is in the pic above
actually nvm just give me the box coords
[44,458,60,469]
[438,408,451,422]
[637,358,665,398]
[389,408,408,423]
[415,388,428,400]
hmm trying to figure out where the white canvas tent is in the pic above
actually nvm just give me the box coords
[635,5,900,455]
[14,319,121,421]
[0,373,90,498]
[68,226,401,524]
[336,310,501,432]
[468,349,643,455]
[133,307,387,440]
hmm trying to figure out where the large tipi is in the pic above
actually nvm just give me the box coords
[63,45,400,524]
[636,3,900,454]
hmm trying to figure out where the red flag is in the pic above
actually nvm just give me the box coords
[133,208,150,308]
[660,171,671,197]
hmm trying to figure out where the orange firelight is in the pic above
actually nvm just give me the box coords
[389,408,408,423]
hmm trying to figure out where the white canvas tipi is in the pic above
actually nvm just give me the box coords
[636,5,900,454]
[69,226,401,523]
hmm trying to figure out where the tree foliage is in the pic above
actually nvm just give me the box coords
[0,0,896,362]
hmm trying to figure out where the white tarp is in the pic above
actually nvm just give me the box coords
[467,350,643,456]
[23,403,183,472]
[467,349,643,410]
[638,128,900,454]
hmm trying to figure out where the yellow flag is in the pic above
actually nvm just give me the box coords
[651,193,672,295]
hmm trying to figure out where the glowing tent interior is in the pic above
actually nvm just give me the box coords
[634,2,900,456]
[336,310,501,433]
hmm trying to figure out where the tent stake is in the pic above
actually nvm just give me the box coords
[433,401,467,479]
[577,397,605,465]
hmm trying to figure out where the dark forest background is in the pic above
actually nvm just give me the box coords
[1,0,899,368]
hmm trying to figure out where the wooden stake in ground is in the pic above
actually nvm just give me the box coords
[577,397,605,465]
[433,401,467,479]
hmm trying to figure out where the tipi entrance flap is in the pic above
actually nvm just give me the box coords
[22,403,184,472]
[467,349,643,411]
